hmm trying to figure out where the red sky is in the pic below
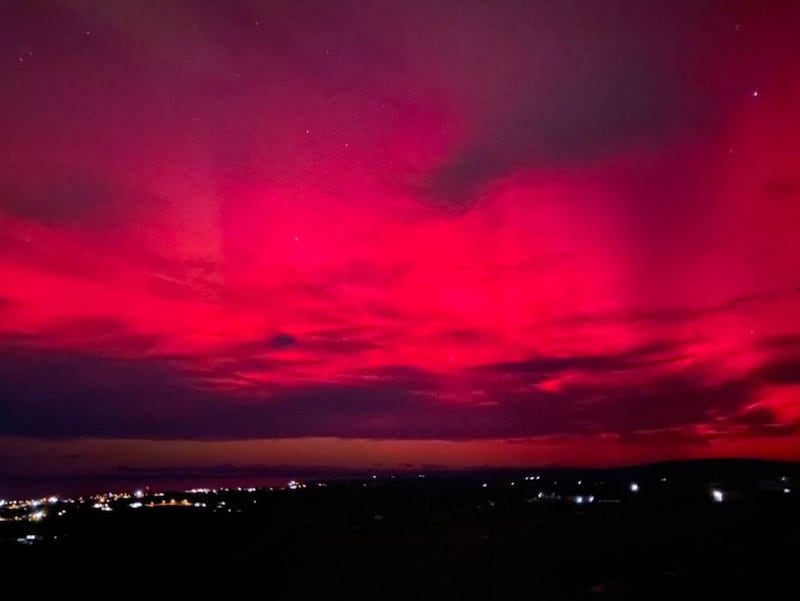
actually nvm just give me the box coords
[2,0,800,493]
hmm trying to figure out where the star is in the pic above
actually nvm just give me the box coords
[294,236,300,242]
[752,90,759,97]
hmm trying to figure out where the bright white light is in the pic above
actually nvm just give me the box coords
[711,489,724,503]
[129,502,143,509]
[482,483,488,488]
[47,496,58,504]
[629,482,639,493]
[134,489,144,498]
[784,488,791,494]
[575,496,584,504]
[30,510,45,522]
[287,480,299,490]
[752,90,759,97]
[588,495,595,503]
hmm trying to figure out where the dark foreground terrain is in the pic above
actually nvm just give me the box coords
[2,460,799,599]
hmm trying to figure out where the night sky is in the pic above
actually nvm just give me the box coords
[2,0,800,491]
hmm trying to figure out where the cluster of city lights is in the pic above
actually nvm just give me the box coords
[0,479,311,526]
[1,474,795,534]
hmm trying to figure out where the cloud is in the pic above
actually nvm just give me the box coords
[416,4,709,209]
[477,340,687,378]
[233,327,383,357]
[755,360,800,385]
[715,405,800,438]
[0,342,766,441]
[760,334,800,350]
[266,332,298,349]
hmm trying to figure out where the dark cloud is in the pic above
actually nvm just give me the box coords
[417,1,717,209]
[0,346,193,439]
[726,406,800,438]
[754,359,800,385]
[234,327,382,356]
[730,405,781,427]
[581,377,754,434]
[0,343,763,441]
[423,59,677,207]
[478,340,687,377]
[266,332,298,349]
